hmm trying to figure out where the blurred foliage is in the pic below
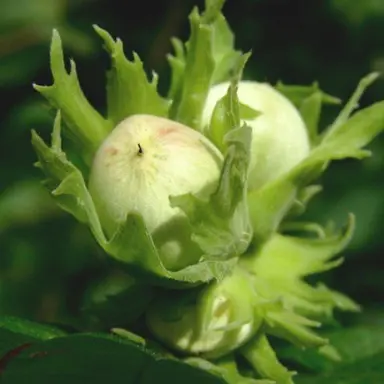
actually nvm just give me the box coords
[0,0,383,381]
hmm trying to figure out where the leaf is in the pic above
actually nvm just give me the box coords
[0,333,227,384]
[0,317,67,341]
[169,0,241,129]
[0,329,35,364]
[247,97,384,243]
[296,352,384,384]
[94,26,169,126]
[0,180,59,233]
[33,30,111,157]
[0,316,67,364]
[0,47,45,87]
[32,112,237,287]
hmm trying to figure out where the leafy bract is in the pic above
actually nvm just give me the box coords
[171,54,253,262]
[31,112,237,287]
[285,185,323,219]
[206,53,255,152]
[244,214,355,279]
[33,30,111,158]
[167,37,186,100]
[169,0,241,129]
[276,81,340,146]
[146,266,262,359]
[321,72,380,141]
[257,217,358,313]
[281,320,384,374]
[248,77,384,243]
[275,81,341,109]
[241,335,295,384]
[188,356,274,383]
[236,217,359,356]
[94,25,169,126]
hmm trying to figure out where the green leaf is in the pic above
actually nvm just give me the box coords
[0,317,67,341]
[0,333,227,384]
[248,97,384,243]
[0,316,66,361]
[169,0,241,129]
[32,112,237,287]
[0,328,36,361]
[296,352,384,384]
[33,30,111,157]
[0,180,59,233]
[0,47,45,87]
[94,26,169,126]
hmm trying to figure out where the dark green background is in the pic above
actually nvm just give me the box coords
[0,0,383,381]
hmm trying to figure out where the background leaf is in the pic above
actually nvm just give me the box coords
[0,330,227,384]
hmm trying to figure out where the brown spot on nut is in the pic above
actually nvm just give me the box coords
[105,147,118,156]
[158,126,176,137]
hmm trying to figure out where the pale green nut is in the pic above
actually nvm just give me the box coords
[202,81,311,190]
[88,114,223,270]
[146,267,264,358]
